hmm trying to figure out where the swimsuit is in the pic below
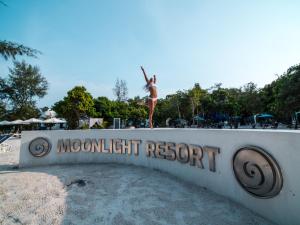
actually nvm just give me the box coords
[148,96,158,101]
[147,82,157,101]
[148,82,156,88]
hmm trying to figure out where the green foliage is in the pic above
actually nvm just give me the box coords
[101,121,110,129]
[93,96,114,119]
[127,97,147,126]
[188,83,207,124]
[40,106,49,113]
[52,63,300,127]
[93,96,147,127]
[67,86,95,116]
[52,86,95,129]
[9,105,40,120]
[0,40,41,60]
[259,64,300,122]
[155,63,300,125]
[0,61,48,119]
[0,101,6,120]
[81,123,90,130]
[238,82,262,116]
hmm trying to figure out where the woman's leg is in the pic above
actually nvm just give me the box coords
[150,100,158,128]
[148,100,154,128]
[152,100,157,127]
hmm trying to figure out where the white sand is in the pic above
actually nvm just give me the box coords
[0,137,20,169]
[0,139,274,225]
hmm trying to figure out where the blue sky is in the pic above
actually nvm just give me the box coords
[1,0,300,108]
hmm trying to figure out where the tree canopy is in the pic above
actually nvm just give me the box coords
[0,40,41,60]
[53,86,95,129]
[0,61,48,119]
[48,62,300,129]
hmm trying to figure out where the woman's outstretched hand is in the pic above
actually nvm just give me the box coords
[141,66,148,82]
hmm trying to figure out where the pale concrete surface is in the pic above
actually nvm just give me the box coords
[0,138,274,225]
[0,137,20,169]
[0,165,274,225]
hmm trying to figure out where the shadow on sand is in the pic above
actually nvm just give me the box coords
[0,161,276,225]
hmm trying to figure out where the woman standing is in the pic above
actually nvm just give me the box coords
[141,66,158,128]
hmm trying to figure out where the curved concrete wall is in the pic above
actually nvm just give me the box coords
[20,129,300,225]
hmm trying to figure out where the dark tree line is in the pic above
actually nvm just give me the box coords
[153,63,300,126]
[52,88,148,129]
[51,63,300,129]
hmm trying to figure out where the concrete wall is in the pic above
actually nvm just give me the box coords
[20,129,300,225]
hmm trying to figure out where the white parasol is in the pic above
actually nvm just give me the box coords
[0,120,12,126]
[24,118,44,123]
[10,120,30,125]
[43,118,66,124]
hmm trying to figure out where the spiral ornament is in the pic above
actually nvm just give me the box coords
[233,146,283,198]
[29,137,51,157]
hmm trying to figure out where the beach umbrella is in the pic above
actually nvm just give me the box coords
[11,119,30,125]
[43,118,66,124]
[43,118,66,130]
[0,120,12,126]
[24,118,44,123]
[257,114,273,118]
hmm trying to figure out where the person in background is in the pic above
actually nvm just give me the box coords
[141,66,158,128]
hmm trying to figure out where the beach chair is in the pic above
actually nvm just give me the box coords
[0,134,11,144]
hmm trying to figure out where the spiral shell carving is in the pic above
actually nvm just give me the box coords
[29,137,51,157]
[233,146,283,198]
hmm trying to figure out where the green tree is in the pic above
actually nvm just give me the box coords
[52,100,66,118]
[261,64,300,122]
[154,91,191,126]
[127,96,147,126]
[0,61,48,119]
[0,101,6,120]
[153,98,174,126]
[94,96,114,120]
[0,38,41,119]
[0,40,41,60]
[259,81,277,115]
[0,77,7,119]
[40,106,49,113]
[94,95,148,127]
[238,82,262,117]
[209,84,231,115]
[53,86,95,129]
[188,83,205,124]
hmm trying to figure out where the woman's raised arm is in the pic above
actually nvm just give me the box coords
[141,66,149,83]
